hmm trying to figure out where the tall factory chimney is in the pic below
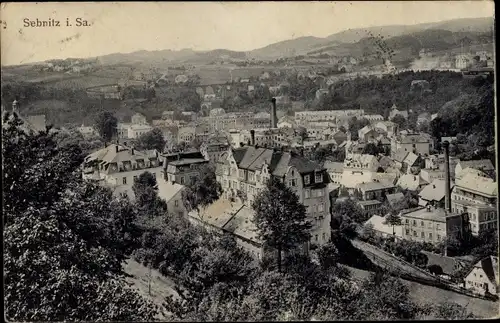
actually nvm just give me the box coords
[442,140,452,213]
[271,97,278,128]
[250,129,255,146]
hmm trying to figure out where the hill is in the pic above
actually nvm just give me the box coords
[246,36,328,59]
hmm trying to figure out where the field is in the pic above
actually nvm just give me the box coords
[41,75,120,89]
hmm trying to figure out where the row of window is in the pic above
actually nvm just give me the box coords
[309,203,325,213]
[312,232,327,242]
[405,229,441,241]
[123,172,157,185]
[404,218,442,230]
[304,188,325,199]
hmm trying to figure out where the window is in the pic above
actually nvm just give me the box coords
[289,179,296,187]
[315,234,318,242]
[421,232,425,238]
[436,224,441,230]
[421,221,424,227]
[152,173,156,179]
[437,234,441,240]
[122,177,127,185]
[318,203,324,212]
[315,173,323,183]
[428,222,433,229]
[305,189,311,199]
[322,233,326,241]
[405,229,410,235]
[413,220,417,226]
[175,200,179,207]
[317,189,324,197]
[180,176,185,184]
[133,175,137,182]
[413,231,417,236]
[304,175,310,185]
[405,219,409,224]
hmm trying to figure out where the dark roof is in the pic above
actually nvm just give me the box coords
[393,149,409,163]
[232,147,249,165]
[421,251,470,276]
[479,256,499,286]
[236,146,324,176]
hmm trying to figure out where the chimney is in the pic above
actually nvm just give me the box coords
[426,205,431,212]
[270,98,278,128]
[131,148,135,155]
[250,129,255,146]
[442,140,452,213]
[115,145,119,153]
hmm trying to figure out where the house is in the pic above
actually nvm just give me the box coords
[82,144,163,200]
[397,174,428,191]
[455,54,470,70]
[356,182,397,201]
[161,151,208,185]
[374,121,398,138]
[127,124,153,139]
[358,200,383,215]
[464,256,498,296]
[418,179,455,208]
[200,136,230,164]
[365,214,404,238]
[402,152,422,175]
[421,250,472,280]
[420,168,445,184]
[364,114,384,122]
[389,104,408,120]
[157,180,187,218]
[216,145,331,246]
[391,133,431,156]
[455,159,495,179]
[323,161,344,185]
[358,125,379,143]
[451,172,497,236]
[455,167,488,180]
[400,206,467,244]
[131,113,148,125]
[277,116,296,129]
[340,154,380,189]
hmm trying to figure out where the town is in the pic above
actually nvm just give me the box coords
[2,2,497,322]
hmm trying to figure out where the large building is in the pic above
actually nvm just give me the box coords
[391,132,432,156]
[161,151,208,185]
[216,145,332,247]
[451,172,497,236]
[294,109,365,124]
[400,206,468,244]
[82,144,163,199]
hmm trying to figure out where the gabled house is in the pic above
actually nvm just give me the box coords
[464,256,498,296]
[455,159,495,179]
[418,179,455,208]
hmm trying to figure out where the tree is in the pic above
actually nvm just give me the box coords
[181,164,222,215]
[317,242,340,270]
[93,111,118,144]
[391,114,408,130]
[135,128,166,152]
[429,302,475,319]
[362,142,380,155]
[3,116,157,321]
[252,176,312,272]
[383,212,402,236]
[132,171,167,216]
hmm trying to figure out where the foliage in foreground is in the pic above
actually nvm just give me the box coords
[3,113,157,321]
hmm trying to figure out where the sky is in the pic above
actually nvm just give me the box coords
[0,1,495,66]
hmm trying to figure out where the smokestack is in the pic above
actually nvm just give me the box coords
[442,140,451,213]
[12,99,19,113]
[250,129,255,146]
[271,98,277,128]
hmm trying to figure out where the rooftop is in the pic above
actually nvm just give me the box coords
[455,172,497,197]
[157,181,185,203]
[401,206,457,222]
[419,179,455,202]
[169,158,207,166]
[357,181,394,192]
[365,214,403,237]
